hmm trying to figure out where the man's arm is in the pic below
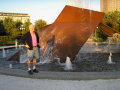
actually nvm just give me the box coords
[35,32,40,48]
[35,32,39,43]
[22,33,30,48]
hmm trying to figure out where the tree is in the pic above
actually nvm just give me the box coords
[23,19,31,34]
[92,27,107,42]
[35,19,47,32]
[15,20,22,28]
[3,17,19,39]
[103,10,120,32]
[0,20,6,35]
[15,20,23,36]
[3,17,16,35]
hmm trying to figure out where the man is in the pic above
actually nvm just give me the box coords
[22,24,39,75]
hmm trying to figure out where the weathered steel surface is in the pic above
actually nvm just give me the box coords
[39,5,104,62]
[99,23,119,36]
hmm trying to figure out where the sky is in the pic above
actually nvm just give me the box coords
[0,0,100,24]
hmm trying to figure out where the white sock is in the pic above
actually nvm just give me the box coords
[28,68,31,71]
[33,66,36,70]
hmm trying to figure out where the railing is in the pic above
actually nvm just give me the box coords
[0,40,24,58]
[0,40,108,58]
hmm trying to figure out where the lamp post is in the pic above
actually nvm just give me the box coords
[19,24,25,48]
[95,27,98,38]
[20,24,25,36]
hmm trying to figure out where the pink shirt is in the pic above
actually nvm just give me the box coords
[30,32,37,47]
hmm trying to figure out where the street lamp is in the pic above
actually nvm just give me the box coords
[95,27,98,38]
[20,24,25,36]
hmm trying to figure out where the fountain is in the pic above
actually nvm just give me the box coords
[107,52,115,64]
[9,63,13,69]
[66,0,91,10]
[6,0,120,72]
[3,48,6,58]
[39,5,104,62]
[107,33,120,53]
[19,48,28,63]
[64,57,73,70]
[106,33,120,64]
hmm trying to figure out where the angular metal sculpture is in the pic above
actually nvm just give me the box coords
[39,5,104,62]
[99,23,119,36]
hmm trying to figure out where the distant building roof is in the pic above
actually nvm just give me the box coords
[0,12,30,23]
[0,12,30,17]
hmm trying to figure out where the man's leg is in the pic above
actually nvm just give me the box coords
[27,59,32,70]
[33,58,36,69]
[32,58,38,73]
[32,47,39,73]
[27,50,34,75]
[27,59,33,75]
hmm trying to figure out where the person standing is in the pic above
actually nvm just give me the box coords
[22,24,39,75]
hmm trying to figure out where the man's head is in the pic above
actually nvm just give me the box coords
[29,24,35,32]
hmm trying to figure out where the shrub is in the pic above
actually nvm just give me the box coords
[108,33,120,44]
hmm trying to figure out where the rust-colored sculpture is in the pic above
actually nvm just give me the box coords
[99,23,119,36]
[39,5,104,62]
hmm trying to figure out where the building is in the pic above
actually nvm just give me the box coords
[0,12,30,23]
[101,0,120,12]
[66,0,91,9]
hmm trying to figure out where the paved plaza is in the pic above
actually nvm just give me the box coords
[0,74,120,90]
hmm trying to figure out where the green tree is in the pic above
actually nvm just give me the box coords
[3,17,19,39]
[103,10,120,32]
[23,19,31,34]
[35,19,47,32]
[3,17,15,35]
[93,27,107,42]
[15,20,23,36]
[0,20,6,35]
[15,20,22,28]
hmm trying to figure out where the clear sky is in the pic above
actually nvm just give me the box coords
[0,0,100,24]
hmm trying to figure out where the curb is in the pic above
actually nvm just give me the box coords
[0,67,120,80]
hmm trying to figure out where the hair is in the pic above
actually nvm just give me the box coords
[29,23,34,30]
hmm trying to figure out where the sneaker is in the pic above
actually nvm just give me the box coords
[33,69,39,73]
[28,70,33,75]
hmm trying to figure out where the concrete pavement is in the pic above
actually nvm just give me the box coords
[0,74,120,90]
[0,67,120,80]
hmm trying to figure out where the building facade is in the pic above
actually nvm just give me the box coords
[0,12,30,23]
[66,0,91,9]
[101,0,120,12]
